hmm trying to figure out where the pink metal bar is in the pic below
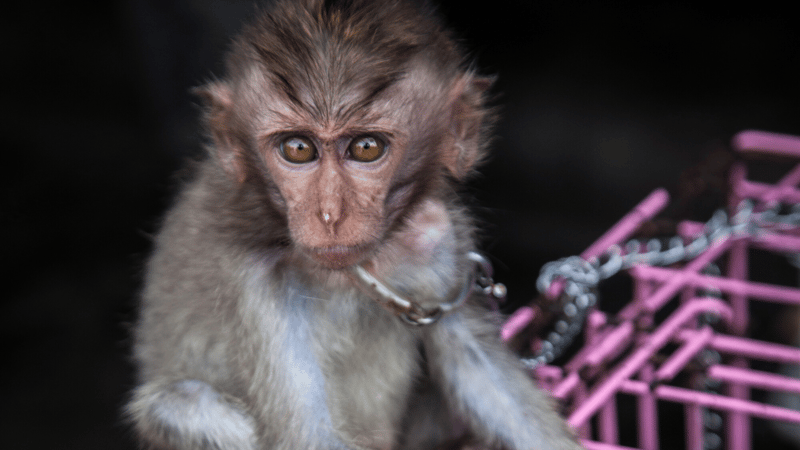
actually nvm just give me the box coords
[766,161,800,193]
[618,380,800,423]
[585,310,608,349]
[566,314,626,373]
[505,190,669,342]
[644,240,732,312]
[583,440,640,450]
[588,310,608,329]
[632,275,656,327]
[727,161,753,450]
[760,164,800,207]
[707,364,800,395]
[504,190,671,342]
[599,394,619,445]
[678,220,800,253]
[632,266,800,305]
[676,219,704,238]
[732,130,800,157]
[685,398,704,450]
[654,326,714,382]
[585,320,635,367]
[556,310,611,374]
[567,299,733,427]
[580,188,670,260]
[736,179,800,204]
[748,233,800,254]
[676,330,800,364]
[534,364,564,382]
[619,240,731,317]
[575,380,592,439]
[546,189,670,299]
[637,364,658,450]
[552,370,581,400]
[500,305,535,343]
[533,365,565,394]
[564,321,634,372]
[513,131,800,449]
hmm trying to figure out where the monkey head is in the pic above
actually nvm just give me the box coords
[197,1,492,270]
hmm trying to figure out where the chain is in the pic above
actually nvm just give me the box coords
[349,251,507,326]
[525,199,800,368]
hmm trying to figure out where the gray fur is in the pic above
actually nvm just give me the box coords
[127,1,583,449]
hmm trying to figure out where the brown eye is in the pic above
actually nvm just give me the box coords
[280,136,317,163]
[348,135,385,162]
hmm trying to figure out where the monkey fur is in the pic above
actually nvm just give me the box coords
[127,1,583,449]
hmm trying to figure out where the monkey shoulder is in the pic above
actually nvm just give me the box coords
[133,163,264,383]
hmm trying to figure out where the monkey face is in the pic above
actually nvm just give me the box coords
[261,128,404,269]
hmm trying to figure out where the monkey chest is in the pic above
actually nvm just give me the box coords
[316,312,421,445]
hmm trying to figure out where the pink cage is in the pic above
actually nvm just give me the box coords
[501,130,800,450]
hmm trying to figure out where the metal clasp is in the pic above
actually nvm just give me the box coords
[348,251,504,326]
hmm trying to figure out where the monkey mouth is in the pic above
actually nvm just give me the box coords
[309,244,372,270]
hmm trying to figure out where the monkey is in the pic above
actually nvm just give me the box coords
[126,1,583,449]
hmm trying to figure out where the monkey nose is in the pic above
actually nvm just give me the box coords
[318,209,342,234]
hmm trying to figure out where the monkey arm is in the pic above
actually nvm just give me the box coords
[127,346,358,450]
[127,378,258,450]
[424,310,583,450]
[128,269,367,450]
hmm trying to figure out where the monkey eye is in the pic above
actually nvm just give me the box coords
[280,136,317,163]
[348,135,385,163]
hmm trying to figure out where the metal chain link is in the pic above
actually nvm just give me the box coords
[349,251,507,326]
[524,199,800,368]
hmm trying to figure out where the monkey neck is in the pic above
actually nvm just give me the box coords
[345,251,490,325]
[298,197,478,317]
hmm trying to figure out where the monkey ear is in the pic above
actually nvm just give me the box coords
[193,81,248,183]
[443,74,494,179]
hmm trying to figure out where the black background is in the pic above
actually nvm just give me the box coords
[2,1,799,448]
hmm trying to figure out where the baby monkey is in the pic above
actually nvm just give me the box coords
[127,0,583,449]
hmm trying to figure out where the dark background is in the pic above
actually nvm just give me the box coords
[2,1,799,448]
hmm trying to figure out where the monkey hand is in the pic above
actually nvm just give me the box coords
[363,198,467,310]
[127,379,258,450]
